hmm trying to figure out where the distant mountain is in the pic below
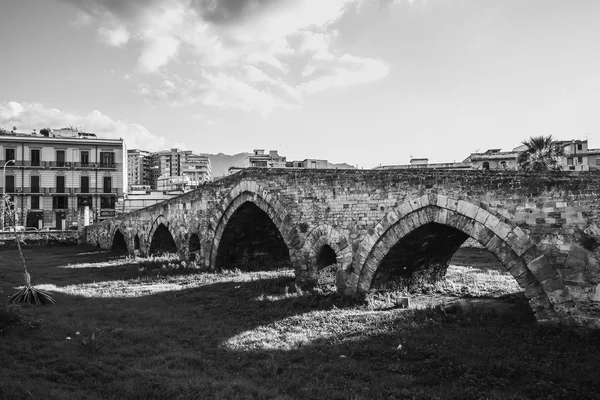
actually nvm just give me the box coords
[203,152,355,179]
[202,152,251,178]
[327,162,355,169]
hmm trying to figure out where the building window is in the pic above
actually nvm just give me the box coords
[77,195,92,207]
[57,175,65,193]
[577,144,583,151]
[567,158,573,166]
[81,151,90,166]
[100,152,115,167]
[578,156,583,164]
[81,176,90,193]
[596,158,600,166]
[103,176,112,193]
[31,175,40,193]
[31,149,40,166]
[5,148,15,161]
[100,196,115,209]
[482,161,490,170]
[5,175,15,192]
[31,195,40,210]
[56,150,66,167]
[53,196,68,209]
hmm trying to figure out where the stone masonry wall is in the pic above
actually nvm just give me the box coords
[86,168,600,328]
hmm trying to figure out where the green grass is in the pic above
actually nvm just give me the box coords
[1,245,599,400]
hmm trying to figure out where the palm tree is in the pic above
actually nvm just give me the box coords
[517,135,565,171]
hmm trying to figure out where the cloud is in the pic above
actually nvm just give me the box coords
[98,24,130,46]
[0,101,180,152]
[63,0,390,115]
[300,52,390,93]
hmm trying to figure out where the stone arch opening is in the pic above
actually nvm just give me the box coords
[112,229,128,253]
[349,195,572,323]
[215,201,291,271]
[189,233,201,261]
[149,223,178,255]
[316,244,338,270]
[482,161,490,170]
[134,234,140,251]
[371,222,469,290]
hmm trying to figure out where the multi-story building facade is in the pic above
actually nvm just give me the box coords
[248,149,287,168]
[228,149,352,174]
[127,149,152,189]
[149,148,211,190]
[0,128,126,229]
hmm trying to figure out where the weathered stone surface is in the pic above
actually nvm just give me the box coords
[85,169,600,328]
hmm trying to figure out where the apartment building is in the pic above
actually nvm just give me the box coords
[127,149,152,188]
[0,128,126,229]
[149,149,211,190]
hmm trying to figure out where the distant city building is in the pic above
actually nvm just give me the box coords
[149,148,211,189]
[0,127,126,229]
[248,149,287,168]
[377,138,600,172]
[127,149,152,188]
[229,149,351,174]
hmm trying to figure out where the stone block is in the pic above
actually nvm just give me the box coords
[504,252,528,277]
[484,213,501,231]
[593,284,600,302]
[568,244,590,263]
[564,255,587,271]
[524,281,544,299]
[385,209,401,226]
[493,221,513,240]
[436,194,449,209]
[434,208,449,225]
[397,202,414,217]
[470,222,494,246]
[456,200,479,219]
[445,197,459,211]
[540,275,566,294]
[474,207,490,225]
[527,255,558,282]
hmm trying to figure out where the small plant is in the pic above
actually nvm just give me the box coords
[77,330,112,357]
[3,194,55,305]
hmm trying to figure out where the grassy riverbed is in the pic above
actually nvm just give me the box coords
[1,245,599,399]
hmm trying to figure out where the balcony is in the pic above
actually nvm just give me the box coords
[73,188,99,194]
[22,187,45,194]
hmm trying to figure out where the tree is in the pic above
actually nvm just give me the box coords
[517,135,565,172]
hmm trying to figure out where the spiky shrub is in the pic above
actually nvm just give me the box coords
[2,194,55,305]
[77,331,112,357]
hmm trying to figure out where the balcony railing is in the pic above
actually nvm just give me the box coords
[47,187,70,194]
[0,160,120,170]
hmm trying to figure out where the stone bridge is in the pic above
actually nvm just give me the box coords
[87,169,600,328]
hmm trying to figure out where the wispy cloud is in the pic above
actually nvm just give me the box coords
[0,101,180,152]
[64,0,390,116]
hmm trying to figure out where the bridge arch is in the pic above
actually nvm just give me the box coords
[147,215,179,256]
[209,181,300,271]
[188,232,201,261]
[302,225,352,272]
[111,228,128,253]
[108,224,128,252]
[347,193,574,323]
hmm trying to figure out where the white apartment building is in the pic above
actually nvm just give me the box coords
[0,128,126,229]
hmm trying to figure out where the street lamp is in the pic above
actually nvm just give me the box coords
[2,159,15,229]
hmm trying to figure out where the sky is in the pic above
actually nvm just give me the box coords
[0,0,599,169]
